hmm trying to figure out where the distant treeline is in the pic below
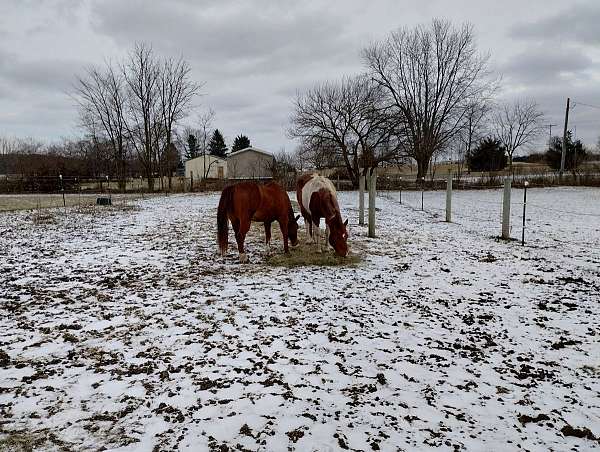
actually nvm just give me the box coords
[0,138,147,179]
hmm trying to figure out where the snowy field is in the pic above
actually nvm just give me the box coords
[1,189,599,451]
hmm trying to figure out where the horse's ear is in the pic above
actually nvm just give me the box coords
[295,214,300,222]
[344,219,348,227]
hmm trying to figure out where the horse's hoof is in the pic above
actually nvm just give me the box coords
[239,253,249,263]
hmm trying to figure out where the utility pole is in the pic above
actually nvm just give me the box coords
[544,123,557,146]
[560,98,570,180]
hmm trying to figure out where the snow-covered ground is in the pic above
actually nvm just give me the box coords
[1,189,599,451]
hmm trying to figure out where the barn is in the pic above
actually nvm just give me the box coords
[227,147,274,180]
[184,154,227,180]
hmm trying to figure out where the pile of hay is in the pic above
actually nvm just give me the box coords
[266,242,361,267]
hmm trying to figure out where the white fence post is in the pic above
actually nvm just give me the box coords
[368,168,377,238]
[445,172,452,223]
[501,177,512,239]
[359,171,365,226]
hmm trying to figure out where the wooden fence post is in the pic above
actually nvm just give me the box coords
[368,168,377,238]
[501,177,512,239]
[359,171,365,226]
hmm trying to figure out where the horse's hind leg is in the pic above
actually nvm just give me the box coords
[235,218,251,263]
[313,220,322,253]
[304,215,313,243]
[264,222,272,255]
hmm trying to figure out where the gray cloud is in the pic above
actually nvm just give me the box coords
[511,4,600,45]
[502,47,594,85]
[0,52,85,93]
[1,0,599,149]
[90,0,356,78]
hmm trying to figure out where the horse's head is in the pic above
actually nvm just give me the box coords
[329,218,349,257]
[289,214,300,247]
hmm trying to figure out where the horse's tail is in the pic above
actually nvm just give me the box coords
[217,186,233,255]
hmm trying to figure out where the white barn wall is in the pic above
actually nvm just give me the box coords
[184,155,227,180]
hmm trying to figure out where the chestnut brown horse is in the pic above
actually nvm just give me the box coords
[296,173,349,257]
[217,181,300,263]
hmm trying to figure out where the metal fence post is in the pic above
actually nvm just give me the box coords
[368,168,377,238]
[59,174,65,207]
[399,176,402,204]
[522,181,528,246]
[421,177,425,211]
[106,175,111,204]
[502,177,512,239]
[445,172,452,222]
[359,171,365,226]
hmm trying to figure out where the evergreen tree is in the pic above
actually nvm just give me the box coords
[208,129,227,157]
[185,134,198,160]
[467,138,508,172]
[545,132,587,171]
[231,134,251,152]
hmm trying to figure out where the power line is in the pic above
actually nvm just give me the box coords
[572,100,600,110]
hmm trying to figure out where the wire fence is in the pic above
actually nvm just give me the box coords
[377,183,600,251]
[376,171,600,190]
[0,174,195,194]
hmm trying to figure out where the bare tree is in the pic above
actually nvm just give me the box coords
[197,109,215,179]
[123,43,161,190]
[0,137,20,155]
[295,137,339,171]
[271,149,297,189]
[494,99,544,170]
[289,75,398,187]
[363,19,495,180]
[452,100,491,179]
[73,61,129,189]
[158,56,202,189]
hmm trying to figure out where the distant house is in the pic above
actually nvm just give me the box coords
[184,154,227,180]
[227,147,274,180]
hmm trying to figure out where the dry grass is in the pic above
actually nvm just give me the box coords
[248,219,360,267]
[32,212,55,225]
[0,194,148,212]
[266,243,361,267]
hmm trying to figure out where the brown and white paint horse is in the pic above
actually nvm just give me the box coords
[296,174,349,257]
[217,181,300,263]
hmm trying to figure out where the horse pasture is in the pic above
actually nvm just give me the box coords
[1,190,599,451]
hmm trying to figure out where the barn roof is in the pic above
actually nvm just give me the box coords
[228,147,273,158]
[185,154,226,163]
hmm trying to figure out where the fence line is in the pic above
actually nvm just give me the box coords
[377,183,600,250]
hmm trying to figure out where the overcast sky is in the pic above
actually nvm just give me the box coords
[1,0,599,153]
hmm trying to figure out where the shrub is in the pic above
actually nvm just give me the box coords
[467,138,508,172]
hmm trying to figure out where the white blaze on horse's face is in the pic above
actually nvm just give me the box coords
[301,174,337,215]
